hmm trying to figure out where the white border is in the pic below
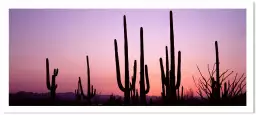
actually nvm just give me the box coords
[0,0,254,114]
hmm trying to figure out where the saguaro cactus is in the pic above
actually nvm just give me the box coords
[169,11,181,102]
[139,27,150,105]
[75,79,82,101]
[159,11,182,104]
[114,15,137,105]
[209,41,221,103]
[78,56,97,105]
[215,41,221,100]
[46,58,59,100]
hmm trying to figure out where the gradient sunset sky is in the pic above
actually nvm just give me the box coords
[9,9,246,96]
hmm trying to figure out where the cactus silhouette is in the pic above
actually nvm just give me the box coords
[78,56,97,105]
[75,90,82,101]
[214,41,221,100]
[139,27,150,105]
[159,11,182,104]
[192,40,246,105]
[75,80,82,101]
[177,86,184,101]
[46,58,59,100]
[209,41,221,103]
[114,15,137,105]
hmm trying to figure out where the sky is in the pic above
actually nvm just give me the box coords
[9,9,246,96]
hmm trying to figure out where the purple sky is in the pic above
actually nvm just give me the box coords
[9,9,246,96]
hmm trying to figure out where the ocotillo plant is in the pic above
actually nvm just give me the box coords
[78,56,97,105]
[114,15,137,105]
[139,27,150,105]
[192,41,246,105]
[46,58,59,100]
[159,11,182,104]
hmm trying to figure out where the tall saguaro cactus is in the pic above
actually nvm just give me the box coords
[139,27,150,105]
[46,58,59,100]
[209,41,221,103]
[78,56,97,105]
[114,15,137,105]
[159,11,182,104]
[215,41,221,100]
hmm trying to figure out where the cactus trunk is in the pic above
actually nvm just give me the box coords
[169,10,177,102]
[123,15,131,105]
[215,41,221,100]
[139,27,150,105]
[140,27,145,104]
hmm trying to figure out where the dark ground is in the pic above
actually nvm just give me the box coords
[9,91,246,106]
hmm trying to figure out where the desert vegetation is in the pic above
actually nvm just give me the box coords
[9,10,246,106]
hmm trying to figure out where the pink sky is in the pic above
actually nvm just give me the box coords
[9,9,246,96]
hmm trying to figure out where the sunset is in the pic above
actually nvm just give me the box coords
[9,9,246,106]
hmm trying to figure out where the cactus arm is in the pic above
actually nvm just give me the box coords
[114,39,125,91]
[145,65,150,94]
[129,60,137,90]
[159,58,166,97]
[165,46,171,98]
[86,56,91,98]
[132,60,137,88]
[46,58,51,90]
[54,68,58,76]
[78,77,85,97]
[175,51,181,89]
[165,46,169,86]
[91,85,96,97]
[51,68,58,89]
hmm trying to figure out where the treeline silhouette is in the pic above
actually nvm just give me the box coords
[9,10,246,106]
